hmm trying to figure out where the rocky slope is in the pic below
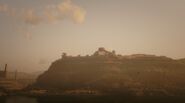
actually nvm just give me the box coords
[33,48,185,95]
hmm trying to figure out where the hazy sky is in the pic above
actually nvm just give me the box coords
[0,0,185,72]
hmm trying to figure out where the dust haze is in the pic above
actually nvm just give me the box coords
[1,0,185,103]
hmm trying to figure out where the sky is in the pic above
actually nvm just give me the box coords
[0,0,185,72]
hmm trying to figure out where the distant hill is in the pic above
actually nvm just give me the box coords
[33,48,185,95]
[5,70,43,87]
[6,71,43,80]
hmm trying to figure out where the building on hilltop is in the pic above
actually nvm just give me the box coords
[60,47,118,60]
[62,52,67,59]
[93,47,116,57]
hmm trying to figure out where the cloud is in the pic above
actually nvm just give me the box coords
[0,0,86,39]
[44,6,59,23]
[0,4,16,16]
[23,9,42,25]
[43,0,86,24]
[56,0,86,24]
[0,4,8,12]
[72,7,86,24]
[0,0,86,25]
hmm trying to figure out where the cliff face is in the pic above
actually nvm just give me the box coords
[34,48,185,93]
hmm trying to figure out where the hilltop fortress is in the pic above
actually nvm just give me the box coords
[33,48,185,95]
